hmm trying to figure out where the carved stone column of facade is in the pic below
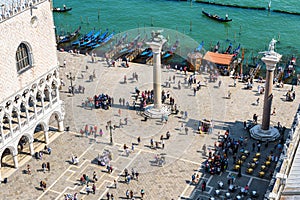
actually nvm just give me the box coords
[0,161,2,182]
[29,141,34,156]
[13,154,18,169]
[44,130,49,144]
[58,120,64,132]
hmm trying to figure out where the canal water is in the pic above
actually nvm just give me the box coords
[53,0,300,69]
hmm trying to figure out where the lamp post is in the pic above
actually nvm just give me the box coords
[107,121,113,145]
[66,72,75,95]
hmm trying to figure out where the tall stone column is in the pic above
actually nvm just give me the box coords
[250,39,282,141]
[144,30,171,119]
[152,47,162,109]
[261,67,274,130]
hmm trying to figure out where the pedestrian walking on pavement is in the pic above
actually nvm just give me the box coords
[114,179,117,188]
[42,162,47,173]
[252,142,255,152]
[202,180,206,192]
[93,171,98,182]
[46,162,50,172]
[92,183,96,194]
[27,164,31,175]
[137,136,141,144]
[126,190,129,199]
[272,107,276,116]
[130,190,133,199]
[141,189,145,199]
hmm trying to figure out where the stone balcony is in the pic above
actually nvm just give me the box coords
[0,0,46,22]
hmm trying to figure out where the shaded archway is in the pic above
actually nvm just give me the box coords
[51,80,58,100]
[17,135,31,155]
[48,112,60,131]
[33,122,48,150]
[35,91,43,115]
[11,108,19,132]
[1,147,15,169]
[17,134,33,164]
[2,113,10,135]
[28,96,35,120]
[20,101,28,127]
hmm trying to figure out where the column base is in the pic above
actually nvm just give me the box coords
[143,104,171,119]
[250,125,281,142]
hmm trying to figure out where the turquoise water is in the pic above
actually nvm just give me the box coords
[53,0,300,65]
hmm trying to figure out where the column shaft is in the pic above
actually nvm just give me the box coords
[153,51,162,109]
[261,70,274,130]
[29,142,34,155]
[0,161,2,182]
[58,120,64,132]
[13,155,18,169]
[44,131,49,144]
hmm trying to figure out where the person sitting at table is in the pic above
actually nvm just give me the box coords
[244,184,249,193]
[228,184,236,192]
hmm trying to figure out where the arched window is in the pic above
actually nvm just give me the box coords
[16,43,32,73]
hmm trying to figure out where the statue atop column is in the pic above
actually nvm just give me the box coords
[151,30,165,42]
[268,38,277,52]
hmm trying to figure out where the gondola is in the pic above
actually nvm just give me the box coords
[196,41,204,52]
[202,10,232,22]
[57,26,81,44]
[53,7,72,13]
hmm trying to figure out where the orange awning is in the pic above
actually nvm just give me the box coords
[203,51,234,66]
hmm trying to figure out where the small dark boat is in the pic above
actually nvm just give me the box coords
[57,26,81,44]
[224,43,233,54]
[213,41,220,52]
[162,40,179,60]
[232,44,241,57]
[202,10,232,22]
[53,7,72,13]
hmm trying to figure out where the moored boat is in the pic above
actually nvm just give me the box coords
[72,30,95,46]
[202,10,232,22]
[162,40,180,60]
[53,6,72,13]
[57,26,81,44]
[196,41,204,52]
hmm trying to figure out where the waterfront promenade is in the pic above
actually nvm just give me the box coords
[0,51,299,200]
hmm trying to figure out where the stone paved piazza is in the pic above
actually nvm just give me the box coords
[0,51,299,200]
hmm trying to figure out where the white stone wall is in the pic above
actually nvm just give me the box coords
[0,0,57,103]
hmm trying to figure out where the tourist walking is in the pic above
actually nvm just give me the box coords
[141,189,145,199]
[46,162,50,172]
[202,180,206,192]
[126,190,129,199]
[27,164,31,175]
[272,107,276,116]
[114,179,117,188]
